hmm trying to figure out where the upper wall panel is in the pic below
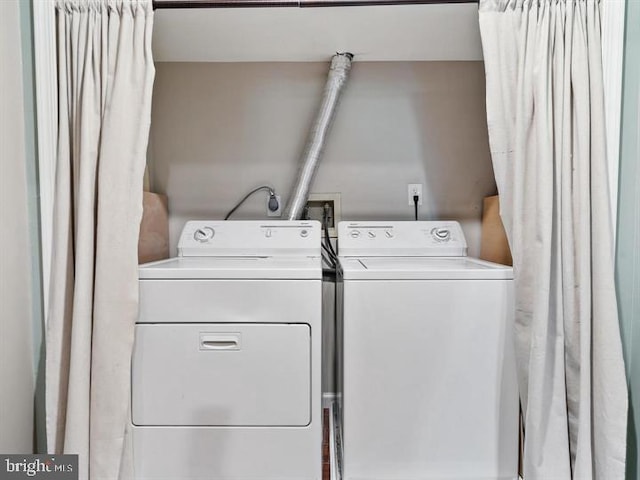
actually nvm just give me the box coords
[152,4,483,62]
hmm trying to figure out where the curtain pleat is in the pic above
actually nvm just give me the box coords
[46,2,154,479]
[479,1,628,478]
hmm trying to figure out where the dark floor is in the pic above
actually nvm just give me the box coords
[323,408,330,480]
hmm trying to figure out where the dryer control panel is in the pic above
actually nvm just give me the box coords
[178,220,321,257]
[338,221,467,257]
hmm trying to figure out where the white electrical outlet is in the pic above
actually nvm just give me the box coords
[266,195,282,217]
[407,184,423,206]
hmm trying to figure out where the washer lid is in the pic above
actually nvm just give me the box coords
[139,256,322,280]
[339,256,513,280]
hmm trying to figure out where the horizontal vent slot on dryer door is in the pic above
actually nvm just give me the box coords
[132,323,311,427]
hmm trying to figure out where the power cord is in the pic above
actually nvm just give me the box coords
[413,194,419,221]
[224,185,279,220]
[322,246,336,270]
[320,203,338,286]
[302,201,338,270]
[322,203,339,268]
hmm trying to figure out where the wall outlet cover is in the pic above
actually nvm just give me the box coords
[407,183,423,206]
[267,195,282,217]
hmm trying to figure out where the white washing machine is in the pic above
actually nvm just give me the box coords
[336,221,519,480]
[132,220,323,480]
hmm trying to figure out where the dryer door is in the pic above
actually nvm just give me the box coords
[132,323,311,426]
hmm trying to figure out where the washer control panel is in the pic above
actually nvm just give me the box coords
[338,221,467,257]
[178,220,321,257]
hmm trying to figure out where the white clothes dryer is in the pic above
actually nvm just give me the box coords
[336,221,518,480]
[132,220,322,480]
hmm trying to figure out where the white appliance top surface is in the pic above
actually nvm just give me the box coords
[338,221,468,257]
[140,256,322,280]
[339,256,513,280]
[178,220,321,257]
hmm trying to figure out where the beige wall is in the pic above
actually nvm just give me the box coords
[0,0,35,453]
[149,61,496,257]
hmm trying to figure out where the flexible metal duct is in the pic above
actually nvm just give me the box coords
[285,52,353,220]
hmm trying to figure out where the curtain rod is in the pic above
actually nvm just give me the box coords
[153,0,477,9]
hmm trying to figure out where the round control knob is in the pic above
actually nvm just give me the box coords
[368,231,376,238]
[385,230,394,238]
[350,230,361,238]
[194,227,215,242]
[431,227,451,242]
[300,229,309,238]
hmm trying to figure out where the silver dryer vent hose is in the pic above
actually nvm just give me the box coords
[285,52,353,220]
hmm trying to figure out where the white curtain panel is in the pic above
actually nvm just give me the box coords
[46,1,154,479]
[479,0,627,478]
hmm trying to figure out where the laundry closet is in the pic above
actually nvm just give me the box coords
[145,2,497,393]
[10,1,629,479]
